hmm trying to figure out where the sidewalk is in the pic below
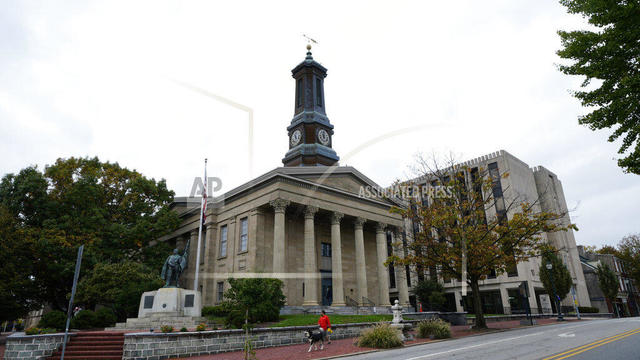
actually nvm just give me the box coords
[171,318,577,360]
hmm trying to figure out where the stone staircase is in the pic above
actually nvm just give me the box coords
[47,331,124,360]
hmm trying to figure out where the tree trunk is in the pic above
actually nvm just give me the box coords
[470,280,486,329]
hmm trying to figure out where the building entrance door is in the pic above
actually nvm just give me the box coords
[321,271,332,306]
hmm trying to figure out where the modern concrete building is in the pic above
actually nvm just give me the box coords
[157,47,410,311]
[409,150,591,315]
[578,246,640,316]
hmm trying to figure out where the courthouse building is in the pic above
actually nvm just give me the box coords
[157,49,591,314]
[158,47,411,310]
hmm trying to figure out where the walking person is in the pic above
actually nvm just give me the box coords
[318,310,332,344]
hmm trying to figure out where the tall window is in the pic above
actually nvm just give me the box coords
[220,225,228,257]
[488,162,506,221]
[315,78,323,106]
[240,217,248,252]
[217,281,224,302]
[321,243,331,257]
[296,78,303,107]
[387,232,396,288]
[200,229,206,264]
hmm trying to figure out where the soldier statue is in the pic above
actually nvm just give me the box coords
[161,239,190,288]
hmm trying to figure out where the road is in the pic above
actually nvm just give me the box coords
[341,318,640,360]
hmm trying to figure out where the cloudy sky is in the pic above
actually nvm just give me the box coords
[1,1,638,248]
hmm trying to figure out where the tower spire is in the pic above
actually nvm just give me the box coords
[282,47,339,167]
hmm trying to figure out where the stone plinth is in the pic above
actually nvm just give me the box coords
[109,288,205,330]
[138,288,201,318]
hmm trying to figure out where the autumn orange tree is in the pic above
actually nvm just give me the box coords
[389,155,577,329]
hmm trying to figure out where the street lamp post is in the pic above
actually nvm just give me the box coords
[546,263,564,321]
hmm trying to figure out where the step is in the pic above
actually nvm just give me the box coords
[52,350,123,355]
[64,345,123,351]
[48,356,122,360]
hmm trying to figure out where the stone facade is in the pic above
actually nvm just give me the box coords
[122,322,380,360]
[3,333,72,360]
[160,166,407,309]
[410,150,591,315]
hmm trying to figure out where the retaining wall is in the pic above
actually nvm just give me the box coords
[3,333,73,360]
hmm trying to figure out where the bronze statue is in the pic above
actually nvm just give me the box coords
[161,239,190,287]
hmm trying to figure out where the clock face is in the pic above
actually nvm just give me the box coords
[290,129,302,146]
[317,129,330,146]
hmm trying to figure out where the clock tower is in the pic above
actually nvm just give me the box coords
[282,45,339,167]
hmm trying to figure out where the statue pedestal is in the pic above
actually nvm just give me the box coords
[138,288,201,318]
[108,288,205,330]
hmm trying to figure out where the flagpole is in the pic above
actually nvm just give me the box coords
[193,158,207,292]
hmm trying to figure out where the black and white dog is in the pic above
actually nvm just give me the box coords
[303,328,324,352]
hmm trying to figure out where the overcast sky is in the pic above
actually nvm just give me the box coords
[1,1,638,248]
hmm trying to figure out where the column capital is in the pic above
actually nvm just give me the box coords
[376,222,387,233]
[269,198,290,213]
[354,217,366,229]
[331,212,344,225]
[304,205,319,219]
[205,223,217,231]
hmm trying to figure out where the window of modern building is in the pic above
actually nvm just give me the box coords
[321,242,331,257]
[217,281,224,302]
[239,217,248,252]
[220,225,228,257]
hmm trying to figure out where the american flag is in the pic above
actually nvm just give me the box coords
[201,159,207,225]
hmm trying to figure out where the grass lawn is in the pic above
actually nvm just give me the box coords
[269,314,393,328]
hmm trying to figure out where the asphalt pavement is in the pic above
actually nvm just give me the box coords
[340,317,640,360]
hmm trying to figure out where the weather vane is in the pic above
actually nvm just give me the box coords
[303,34,318,50]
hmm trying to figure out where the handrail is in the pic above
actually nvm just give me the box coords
[345,295,358,307]
[362,296,375,307]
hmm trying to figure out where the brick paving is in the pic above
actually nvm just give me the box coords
[171,318,575,360]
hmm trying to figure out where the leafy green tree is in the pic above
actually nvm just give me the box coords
[597,263,620,317]
[616,234,640,285]
[539,248,573,311]
[596,245,620,256]
[0,205,41,322]
[413,279,446,311]
[557,0,640,174]
[0,157,180,311]
[75,261,164,321]
[222,278,285,328]
[389,156,577,329]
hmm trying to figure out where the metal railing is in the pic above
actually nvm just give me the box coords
[345,295,358,307]
[362,296,375,307]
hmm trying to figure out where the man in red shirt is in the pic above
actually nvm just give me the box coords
[318,310,331,344]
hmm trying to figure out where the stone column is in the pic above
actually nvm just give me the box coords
[187,230,198,290]
[269,199,290,275]
[392,229,410,306]
[354,217,368,306]
[376,223,391,306]
[499,285,510,314]
[303,206,319,306]
[331,212,346,306]
[202,223,216,305]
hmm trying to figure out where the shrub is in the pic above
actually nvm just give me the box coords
[180,327,188,332]
[356,323,403,349]
[38,310,67,331]
[25,327,57,335]
[160,325,174,333]
[70,310,99,329]
[222,278,285,328]
[196,323,207,331]
[578,306,599,314]
[202,304,231,317]
[25,327,40,335]
[417,319,451,339]
[95,308,117,327]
